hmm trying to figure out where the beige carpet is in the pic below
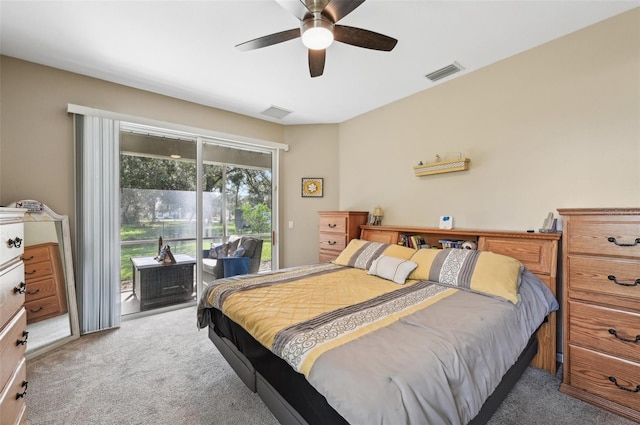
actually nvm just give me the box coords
[25,306,636,425]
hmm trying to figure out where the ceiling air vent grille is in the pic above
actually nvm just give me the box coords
[261,105,292,119]
[425,62,463,82]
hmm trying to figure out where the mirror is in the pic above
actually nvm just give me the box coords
[7,200,80,358]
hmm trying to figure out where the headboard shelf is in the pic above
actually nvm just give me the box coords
[360,224,561,375]
[360,224,561,242]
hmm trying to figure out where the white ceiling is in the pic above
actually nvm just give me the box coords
[1,1,638,125]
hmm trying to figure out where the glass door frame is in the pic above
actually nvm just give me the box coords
[194,136,279,298]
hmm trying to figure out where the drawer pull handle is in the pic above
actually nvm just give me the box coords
[327,241,337,245]
[607,236,640,247]
[607,275,639,287]
[17,330,29,346]
[22,255,35,261]
[29,307,43,313]
[7,236,22,248]
[25,269,37,275]
[608,376,640,393]
[27,289,40,295]
[13,282,26,294]
[328,224,337,228]
[608,328,640,343]
[16,381,28,399]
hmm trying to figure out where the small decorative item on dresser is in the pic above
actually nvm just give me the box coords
[372,206,384,226]
[301,178,323,198]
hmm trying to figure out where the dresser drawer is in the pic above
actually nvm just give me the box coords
[25,295,62,323]
[22,244,52,264]
[0,223,24,269]
[0,262,26,328]
[0,357,27,425]
[567,256,640,302]
[319,215,348,234]
[568,301,640,363]
[567,221,640,259]
[568,345,640,412]
[0,308,27,393]
[23,260,53,282]
[319,232,347,251]
[319,250,340,263]
[24,276,58,302]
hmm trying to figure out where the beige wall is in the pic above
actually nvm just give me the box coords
[281,124,340,266]
[0,57,340,266]
[339,8,640,232]
[1,8,639,269]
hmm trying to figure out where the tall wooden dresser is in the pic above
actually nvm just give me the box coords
[558,208,640,423]
[0,207,28,424]
[318,211,369,262]
[23,242,67,323]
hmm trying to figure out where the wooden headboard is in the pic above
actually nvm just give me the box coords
[360,224,561,375]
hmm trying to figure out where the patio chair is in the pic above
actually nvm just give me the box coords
[202,236,263,283]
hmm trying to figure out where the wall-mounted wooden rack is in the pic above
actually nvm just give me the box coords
[414,157,470,176]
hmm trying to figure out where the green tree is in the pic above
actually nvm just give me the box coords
[121,155,199,223]
[240,203,271,234]
[120,155,271,226]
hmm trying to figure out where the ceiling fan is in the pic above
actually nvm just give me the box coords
[236,0,398,77]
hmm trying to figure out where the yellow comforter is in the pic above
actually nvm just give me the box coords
[205,263,453,376]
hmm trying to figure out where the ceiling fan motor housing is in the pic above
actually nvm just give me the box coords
[301,12,335,50]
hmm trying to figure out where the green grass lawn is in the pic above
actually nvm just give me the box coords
[120,220,271,281]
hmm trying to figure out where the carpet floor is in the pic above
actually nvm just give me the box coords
[25,306,636,425]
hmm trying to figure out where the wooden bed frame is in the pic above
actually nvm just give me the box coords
[205,225,561,424]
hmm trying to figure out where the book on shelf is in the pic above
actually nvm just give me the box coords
[399,234,430,249]
[438,239,466,249]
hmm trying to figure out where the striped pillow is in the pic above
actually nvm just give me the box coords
[333,239,416,270]
[410,248,523,303]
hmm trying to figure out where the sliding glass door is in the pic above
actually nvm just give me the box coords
[118,125,276,316]
[200,140,273,284]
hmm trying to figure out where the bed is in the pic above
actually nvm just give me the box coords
[197,228,560,425]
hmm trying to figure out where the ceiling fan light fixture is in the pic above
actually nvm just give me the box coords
[301,14,334,50]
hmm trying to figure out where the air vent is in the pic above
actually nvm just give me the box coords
[261,105,292,119]
[425,62,464,82]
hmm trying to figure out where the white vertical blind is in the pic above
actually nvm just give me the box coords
[74,115,121,333]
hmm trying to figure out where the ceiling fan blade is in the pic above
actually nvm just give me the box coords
[334,25,397,51]
[273,0,313,21]
[308,49,326,77]
[235,28,301,51]
[323,0,366,23]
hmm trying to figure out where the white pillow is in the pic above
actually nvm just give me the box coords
[368,255,418,284]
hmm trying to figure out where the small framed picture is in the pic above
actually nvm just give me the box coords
[301,178,323,198]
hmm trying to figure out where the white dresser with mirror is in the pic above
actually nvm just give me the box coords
[0,206,28,423]
[7,200,80,359]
